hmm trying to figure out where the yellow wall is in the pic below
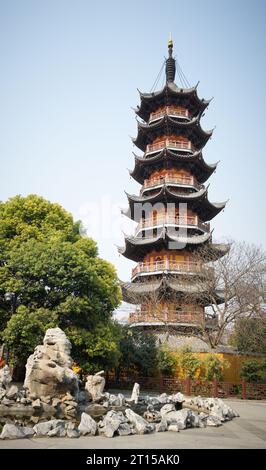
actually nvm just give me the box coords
[171,351,265,382]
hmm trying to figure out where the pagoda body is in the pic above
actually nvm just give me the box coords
[119,40,228,336]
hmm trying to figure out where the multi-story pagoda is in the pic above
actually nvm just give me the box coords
[119,39,228,337]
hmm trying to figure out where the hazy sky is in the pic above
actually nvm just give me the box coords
[0,0,266,312]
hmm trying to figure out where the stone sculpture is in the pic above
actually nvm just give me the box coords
[24,328,79,399]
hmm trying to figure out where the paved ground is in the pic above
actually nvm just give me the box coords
[0,400,265,449]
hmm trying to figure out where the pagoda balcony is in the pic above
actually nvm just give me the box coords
[135,215,210,234]
[129,309,203,325]
[131,259,208,281]
[145,139,194,156]
[149,106,190,123]
[141,175,201,193]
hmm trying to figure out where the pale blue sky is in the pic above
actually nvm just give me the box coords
[0,0,266,290]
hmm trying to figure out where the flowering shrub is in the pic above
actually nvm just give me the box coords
[72,362,82,375]
[0,358,6,368]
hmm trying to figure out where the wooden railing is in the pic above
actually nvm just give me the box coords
[142,175,201,192]
[146,139,194,154]
[129,309,202,324]
[149,106,189,122]
[136,215,210,233]
[131,259,205,280]
[106,376,266,400]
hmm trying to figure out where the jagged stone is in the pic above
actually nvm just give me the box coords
[67,429,80,438]
[32,399,42,409]
[24,328,79,399]
[160,403,176,416]
[125,408,155,435]
[62,392,74,402]
[143,410,161,423]
[48,423,66,437]
[170,392,185,404]
[85,371,105,401]
[155,419,168,432]
[0,365,12,389]
[6,385,19,400]
[188,411,200,428]
[78,412,97,436]
[168,424,179,432]
[85,403,107,418]
[33,419,66,437]
[161,408,191,430]
[99,410,127,438]
[157,393,171,404]
[206,415,222,427]
[1,398,14,406]
[130,383,140,404]
[52,397,61,407]
[0,388,7,400]
[0,424,35,439]
[117,423,132,436]
[30,416,40,424]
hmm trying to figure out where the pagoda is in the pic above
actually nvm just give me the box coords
[119,38,228,337]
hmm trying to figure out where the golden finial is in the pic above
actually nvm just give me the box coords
[168,32,173,49]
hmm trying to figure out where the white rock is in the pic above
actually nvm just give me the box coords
[155,419,168,432]
[117,423,132,436]
[206,415,222,427]
[130,383,140,404]
[33,419,66,437]
[85,371,105,401]
[78,412,97,436]
[160,403,176,416]
[24,328,79,399]
[170,392,185,403]
[0,365,12,389]
[125,409,155,435]
[0,424,35,440]
[99,410,127,438]
[168,424,179,432]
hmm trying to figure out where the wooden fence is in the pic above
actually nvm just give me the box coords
[106,376,266,400]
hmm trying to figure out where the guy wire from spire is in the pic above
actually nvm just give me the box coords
[150,59,166,93]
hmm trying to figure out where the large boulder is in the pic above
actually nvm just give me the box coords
[98,410,128,438]
[85,371,105,401]
[0,424,35,440]
[125,409,155,435]
[78,412,97,436]
[24,328,79,399]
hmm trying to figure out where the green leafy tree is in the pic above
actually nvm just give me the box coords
[0,195,122,378]
[1,306,58,377]
[116,328,157,379]
[229,317,266,354]
[157,346,177,377]
[203,354,229,381]
[178,346,201,379]
[240,359,266,383]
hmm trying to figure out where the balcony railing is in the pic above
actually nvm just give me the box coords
[146,139,194,155]
[131,259,205,280]
[149,106,190,123]
[136,215,210,234]
[129,309,203,324]
[141,175,201,192]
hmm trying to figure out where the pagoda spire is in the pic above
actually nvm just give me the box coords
[166,33,176,83]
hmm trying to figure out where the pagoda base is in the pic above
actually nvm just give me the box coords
[129,322,212,352]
